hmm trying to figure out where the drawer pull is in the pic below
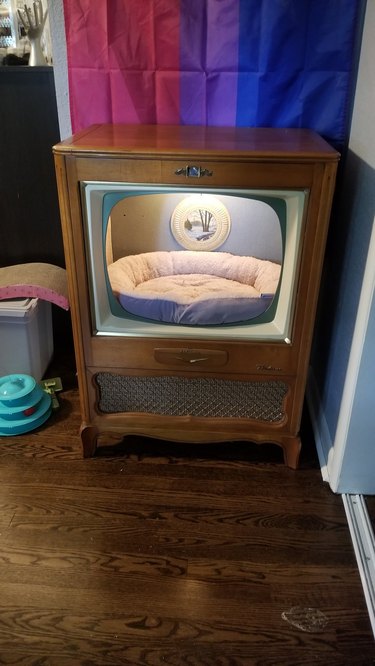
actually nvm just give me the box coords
[175,165,213,178]
[154,348,228,367]
[176,356,209,364]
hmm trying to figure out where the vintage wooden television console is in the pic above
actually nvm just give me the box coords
[53,124,339,467]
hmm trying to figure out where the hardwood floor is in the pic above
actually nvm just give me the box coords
[0,342,374,665]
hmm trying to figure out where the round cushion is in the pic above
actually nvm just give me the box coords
[107,251,281,325]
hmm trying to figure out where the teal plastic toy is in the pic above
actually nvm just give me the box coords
[0,374,52,436]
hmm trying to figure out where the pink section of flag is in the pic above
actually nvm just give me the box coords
[63,0,180,131]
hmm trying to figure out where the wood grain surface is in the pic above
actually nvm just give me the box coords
[0,345,373,665]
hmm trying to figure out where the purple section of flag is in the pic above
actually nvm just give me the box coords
[180,0,239,125]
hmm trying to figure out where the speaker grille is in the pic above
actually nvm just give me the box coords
[95,373,288,423]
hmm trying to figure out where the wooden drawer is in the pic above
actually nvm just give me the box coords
[88,336,296,376]
[161,160,315,188]
[72,156,315,189]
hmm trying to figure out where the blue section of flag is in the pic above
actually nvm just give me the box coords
[236,0,364,146]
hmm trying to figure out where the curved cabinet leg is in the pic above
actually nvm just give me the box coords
[281,435,301,470]
[80,424,98,457]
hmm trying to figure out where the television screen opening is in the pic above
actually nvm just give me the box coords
[81,184,308,342]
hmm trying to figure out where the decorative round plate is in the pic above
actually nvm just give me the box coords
[171,195,231,251]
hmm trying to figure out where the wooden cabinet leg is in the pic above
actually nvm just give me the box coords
[280,435,301,470]
[80,424,98,457]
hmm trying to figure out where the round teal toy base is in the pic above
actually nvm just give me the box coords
[0,374,52,436]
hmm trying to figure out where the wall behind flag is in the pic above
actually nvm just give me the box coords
[62,0,365,148]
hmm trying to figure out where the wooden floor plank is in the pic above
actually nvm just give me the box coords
[0,348,373,664]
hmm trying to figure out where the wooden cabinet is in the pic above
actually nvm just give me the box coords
[53,124,339,467]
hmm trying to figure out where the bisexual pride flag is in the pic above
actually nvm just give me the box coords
[63,0,363,146]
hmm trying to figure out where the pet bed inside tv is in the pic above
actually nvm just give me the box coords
[107,251,281,325]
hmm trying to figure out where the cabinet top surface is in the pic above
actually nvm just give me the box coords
[53,124,339,161]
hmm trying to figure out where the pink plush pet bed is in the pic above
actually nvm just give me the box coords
[107,251,281,325]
